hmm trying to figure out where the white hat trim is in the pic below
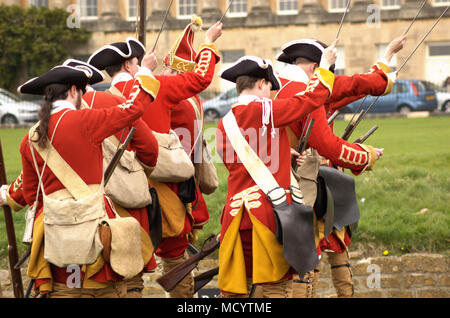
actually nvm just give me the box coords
[280,39,325,53]
[87,37,145,64]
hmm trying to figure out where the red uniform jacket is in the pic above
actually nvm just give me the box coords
[277,62,392,254]
[216,68,334,285]
[278,62,392,175]
[171,95,209,230]
[82,90,159,272]
[216,68,330,246]
[20,78,157,290]
[110,43,220,258]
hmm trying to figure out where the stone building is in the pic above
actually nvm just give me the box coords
[1,0,449,94]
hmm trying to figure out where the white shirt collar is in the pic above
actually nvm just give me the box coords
[111,71,134,87]
[51,100,76,115]
[237,94,260,105]
[278,63,310,84]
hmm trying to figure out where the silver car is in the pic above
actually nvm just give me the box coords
[203,88,239,120]
[0,89,41,124]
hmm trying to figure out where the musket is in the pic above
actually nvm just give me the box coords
[339,0,427,140]
[14,246,31,270]
[353,125,379,144]
[138,0,147,46]
[291,117,315,171]
[341,96,367,141]
[341,103,372,141]
[193,266,219,294]
[335,0,351,40]
[156,233,220,292]
[0,139,24,298]
[327,110,339,125]
[348,4,449,132]
[151,0,175,52]
[104,127,136,185]
[220,0,234,22]
[397,5,449,74]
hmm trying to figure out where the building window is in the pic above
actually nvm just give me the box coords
[377,43,397,71]
[277,0,298,15]
[329,0,348,13]
[178,0,197,18]
[434,0,450,7]
[381,0,401,9]
[127,0,138,20]
[428,43,450,57]
[30,0,49,7]
[226,0,247,17]
[222,50,245,64]
[220,49,245,91]
[80,0,98,19]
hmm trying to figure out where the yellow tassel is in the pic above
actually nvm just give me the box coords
[191,15,203,32]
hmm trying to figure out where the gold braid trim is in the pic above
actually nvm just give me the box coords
[357,144,378,173]
[199,43,219,57]
[338,144,370,167]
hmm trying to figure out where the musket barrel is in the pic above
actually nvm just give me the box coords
[354,125,379,144]
[0,139,24,298]
[104,127,136,185]
[397,5,449,74]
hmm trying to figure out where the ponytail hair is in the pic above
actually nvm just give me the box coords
[32,83,70,148]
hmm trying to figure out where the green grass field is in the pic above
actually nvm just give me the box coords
[1,116,449,260]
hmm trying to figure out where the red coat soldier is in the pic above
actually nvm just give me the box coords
[88,17,223,298]
[275,36,406,297]
[17,56,160,297]
[216,43,337,297]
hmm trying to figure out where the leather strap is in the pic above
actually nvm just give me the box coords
[330,263,350,269]
[29,111,95,200]
[222,110,300,205]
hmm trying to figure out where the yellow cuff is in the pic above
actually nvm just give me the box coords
[375,61,392,74]
[199,43,219,58]
[315,67,335,97]
[6,185,25,212]
[358,144,378,172]
[373,62,394,96]
[136,75,160,100]
[382,72,395,96]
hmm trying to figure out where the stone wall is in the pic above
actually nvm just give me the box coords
[317,252,450,298]
[1,253,448,298]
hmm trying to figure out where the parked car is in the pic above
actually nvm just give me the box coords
[342,80,438,114]
[420,81,450,112]
[203,88,239,120]
[436,91,450,112]
[0,88,41,124]
[91,83,111,91]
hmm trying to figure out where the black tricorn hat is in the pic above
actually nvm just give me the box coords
[276,39,327,65]
[18,64,94,96]
[220,56,281,91]
[277,39,336,73]
[62,59,105,85]
[87,37,146,71]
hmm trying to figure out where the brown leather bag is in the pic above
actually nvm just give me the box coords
[99,222,112,263]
